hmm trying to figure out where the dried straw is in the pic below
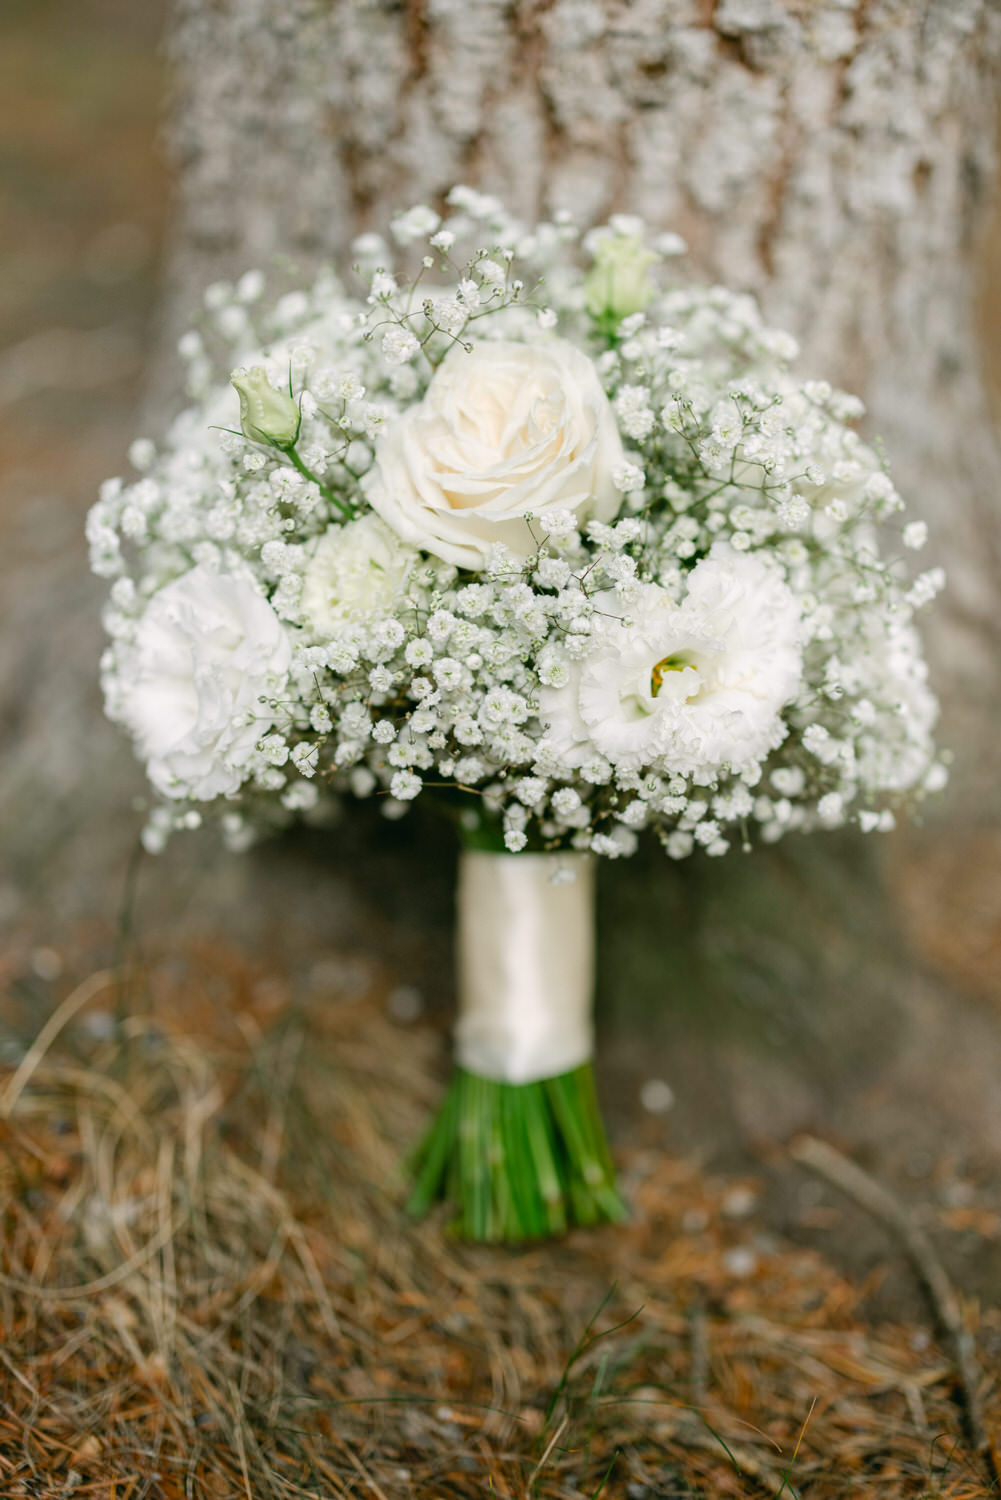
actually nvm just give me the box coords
[1,945,998,1498]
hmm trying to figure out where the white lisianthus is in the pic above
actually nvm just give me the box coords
[537,547,803,781]
[301,513,416,634]
[364,339,625,569]
[230,366,301,448]
[583,233,658,326]
[114,566,292,800]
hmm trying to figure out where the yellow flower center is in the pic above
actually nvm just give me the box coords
[651,654,695,697]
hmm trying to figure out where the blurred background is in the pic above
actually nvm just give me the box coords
[3,0,1001,1299]
[1,0,169,940]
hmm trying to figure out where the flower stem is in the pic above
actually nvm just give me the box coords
[407,1063,627,1242]
[284,444,356,520]
[456,806,508,854]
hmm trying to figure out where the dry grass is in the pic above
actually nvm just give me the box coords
[1,947,999,1499]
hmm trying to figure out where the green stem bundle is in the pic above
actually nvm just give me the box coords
[407,1062,626,1242]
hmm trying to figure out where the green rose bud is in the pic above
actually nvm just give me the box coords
[584,235,657,331]
[231,366,301,448]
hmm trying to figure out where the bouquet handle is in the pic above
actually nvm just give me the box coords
[407,848,626,1241]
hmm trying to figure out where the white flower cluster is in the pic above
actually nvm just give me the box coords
[90,190,945,857]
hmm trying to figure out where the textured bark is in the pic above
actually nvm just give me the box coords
[163,0,1001,778]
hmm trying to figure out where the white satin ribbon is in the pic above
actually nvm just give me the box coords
[455,850,595,1084]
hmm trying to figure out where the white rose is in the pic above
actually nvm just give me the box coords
[538,546,803,781]
[119,566,292,800]
[300,513,416,635]
[364,339,625,569]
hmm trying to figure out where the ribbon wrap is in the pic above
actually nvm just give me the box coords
[455,850,595,1085]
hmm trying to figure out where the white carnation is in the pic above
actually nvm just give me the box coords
[300,514,416,634]
[113,566,292,801]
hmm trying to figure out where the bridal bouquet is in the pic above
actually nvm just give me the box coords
[89,188,944,1241]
